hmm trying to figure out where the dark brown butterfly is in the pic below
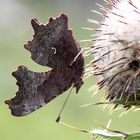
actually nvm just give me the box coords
[5,14,84,116]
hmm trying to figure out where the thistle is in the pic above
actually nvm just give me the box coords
[91,0,140,108]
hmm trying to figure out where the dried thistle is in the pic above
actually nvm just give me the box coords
[91,0,140,108]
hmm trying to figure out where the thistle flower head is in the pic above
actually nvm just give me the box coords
[92,0,140,107]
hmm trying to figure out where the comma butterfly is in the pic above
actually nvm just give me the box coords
[5,14,84,116]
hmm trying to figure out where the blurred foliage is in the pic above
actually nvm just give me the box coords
[0,0,140,140]
[90,129,140,140]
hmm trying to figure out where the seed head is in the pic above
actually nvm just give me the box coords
[92,0,140,107]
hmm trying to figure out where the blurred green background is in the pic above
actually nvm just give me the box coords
[1,0,140,140]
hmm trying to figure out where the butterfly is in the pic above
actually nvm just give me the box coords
[5,14,84,116]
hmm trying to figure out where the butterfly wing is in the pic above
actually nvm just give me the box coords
[5,14,84,116]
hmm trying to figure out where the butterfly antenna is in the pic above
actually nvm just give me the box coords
[56,85,74,123]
